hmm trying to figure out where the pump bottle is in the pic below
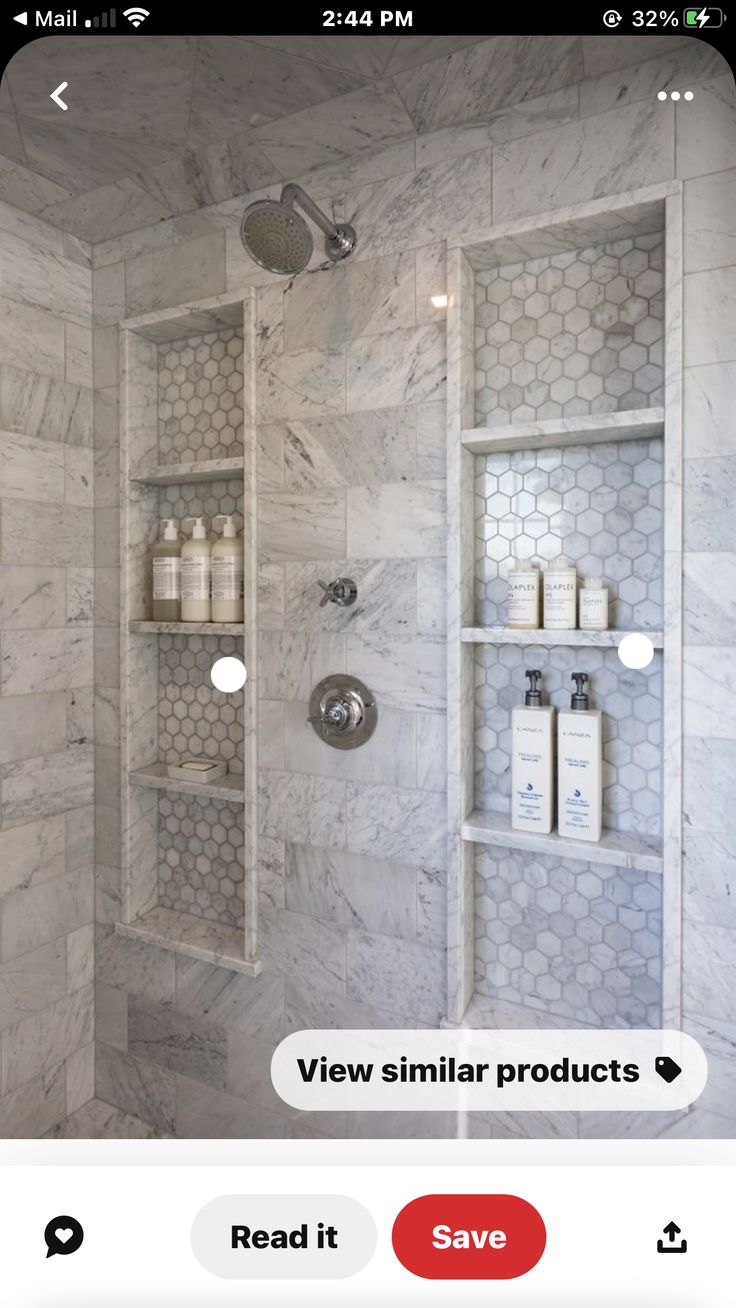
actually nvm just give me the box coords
[557,671,602,842]
[511,668,555,834]
[181,517,212,622]
[151,518,181,622]
[211,514,244,623]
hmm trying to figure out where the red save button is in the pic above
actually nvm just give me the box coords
[392,1194,546,1280]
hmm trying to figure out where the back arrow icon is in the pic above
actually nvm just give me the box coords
[50,82,69,111]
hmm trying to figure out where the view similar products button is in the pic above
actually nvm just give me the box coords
[392,1194,546,1280]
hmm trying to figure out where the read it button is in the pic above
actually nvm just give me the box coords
[392,1194,546,1280]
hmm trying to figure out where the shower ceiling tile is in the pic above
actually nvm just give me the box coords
[41,178,172,246]
[236,35,397,81]
[251,82,415,178]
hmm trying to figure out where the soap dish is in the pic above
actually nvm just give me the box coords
[167,759,227,783]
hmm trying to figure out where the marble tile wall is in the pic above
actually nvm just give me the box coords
[81,48,736,1139]
[0,210,94,1136]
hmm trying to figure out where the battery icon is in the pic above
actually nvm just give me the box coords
[683,7,724,24]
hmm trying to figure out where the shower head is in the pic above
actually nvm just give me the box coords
[239,183,356,276]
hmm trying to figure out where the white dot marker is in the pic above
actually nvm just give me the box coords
[210,656,247,692]
[617,633,655,671]
[670,91,681,101]
[657,91,668,101]
[684,91,694,101]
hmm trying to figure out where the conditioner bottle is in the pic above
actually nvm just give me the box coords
[181,517,212,623]
[511,668,555,835]
[557,671,602,842]
[211,514,244,624]
[151,518,181,622]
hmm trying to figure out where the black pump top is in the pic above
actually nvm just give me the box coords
[525,669,543,706]
[570,671,589,711]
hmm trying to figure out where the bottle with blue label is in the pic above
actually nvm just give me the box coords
[511,669,555,834]
[557,672,602,842]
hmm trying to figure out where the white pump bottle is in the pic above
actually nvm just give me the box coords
[180,517,212,622]
[211,514,244,623]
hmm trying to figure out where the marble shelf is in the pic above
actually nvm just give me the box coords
[461,809,663,875]
[116,906,260,976]
[129,762,245,803]
[461,406,664,455]
[129,456,244,485]
[461,627,664,649]
[129,620,245,635]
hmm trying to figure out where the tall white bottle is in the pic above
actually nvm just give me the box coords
[180,517,212,622]
[511,669,555,834]
[557,671,602,842]
[211,514,244,623]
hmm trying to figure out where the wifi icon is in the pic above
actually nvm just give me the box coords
[123,6,149,24]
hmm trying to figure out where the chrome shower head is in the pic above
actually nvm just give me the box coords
[239,199,313,276]
[239,183,356,276]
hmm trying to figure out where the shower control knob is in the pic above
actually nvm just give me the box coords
[308,674,377,750]
[317,577,358,608]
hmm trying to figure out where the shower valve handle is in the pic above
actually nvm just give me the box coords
[317,577,358,608]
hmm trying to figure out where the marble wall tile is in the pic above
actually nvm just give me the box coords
[93,325,119,390]
[683,830,736,931]
[66,1041,95,1115]
[124,233,226,316]
[347,633,445,713]
[348,1110,486,1139]
[251,81,414,177]
[95,568,120,628]
[0,152,71,217]
[417,558,447,636]
[580,43,724,118]
[2,985,93,1094]
[63,232,93,268]
[67,923,94,992]
[684,267,736,367]
[258,700,285,771]
[128,998,227,1089]
[258,835,286,911]
[684,553,736,645]
[347,151,492,262]
[285,843,417,940]
[684,646,736,740]
[257,347,345,422]
[416,711,447,793]
[0,940,66,1031]
[347,929,445,1023]
[0,565,66,630]
[683,920,736,1025]
[347,481,446,558]
[0,691,67,764]
[0,295,66,381]
[94,629,120,689]
[95,505,119,568]
[296,138,416,198]
[284,975,420,1032]
[64,445,94,507]
[683,457,736,551]
[0,363,92,447]
[582,34,688,78]
[283,252,415,353]
[92,216,178,270]
[95,864,122,926]
[258,491,347,562]
[0,431,65,503]
[284,558,416,635]
[258,769,346,849]
[0,628,93,696]
[0,501,92,566]
[66,805,95,873]
[346,780,447,871]
[96,1043,176,1135]
[93,262,125,326]
[1,746,94,827]
[67,686,94,747]
[493,102,674,223]
[676,76,736,179]
[394,35,582,133]
[0,196,64,254]
[94,386,119,450]
[0,230,91,327]
[95,744,121,810]
[683,170,736,274]
[417,868,446,947]
[175,957,285,1044]
[0,1062,66,1138]
[258,631,346,701]
[0,816,66,898]
[346,325,445,411]
[65,323,94,389]
[175,1074,286,1138]
[1,865,93,961]
[415,87,579,170]
[416,400,446,480]
[277,407,418,490]
[683,362,736,460]
[415,243,447,325]
[95,983,127,1051]
[258,562,284,629]
[683,735,736,836]
[258,905,346,991]
[67,568,94,626]
[285,701,416,788]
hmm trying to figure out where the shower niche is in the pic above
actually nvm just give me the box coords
[118,292,260,975]
[447,187,683,1032]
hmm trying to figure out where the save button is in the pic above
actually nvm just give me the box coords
[392,1194,545,1280]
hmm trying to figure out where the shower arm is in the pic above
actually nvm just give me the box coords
[280,183,339,239]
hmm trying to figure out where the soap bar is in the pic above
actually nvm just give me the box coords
[167,758,227,782]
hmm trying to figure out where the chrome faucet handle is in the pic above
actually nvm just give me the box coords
[317,577,358,608]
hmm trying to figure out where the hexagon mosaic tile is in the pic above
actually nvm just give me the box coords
[158,327,243,463]
[474,234,664,426]
[475,438,663,630]
[475,848,662,1028]
[159,791,245,927]
[159,634,244,774]
[159,478,244,544]
[475,645,662,837]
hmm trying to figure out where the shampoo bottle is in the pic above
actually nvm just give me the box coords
[211,514,244,624]
[543,557,577,630]
[511,668,555,834]
[151,518,181,622]
[180,517,212,622]
[506,559,540,630]
[557,671,602,842]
